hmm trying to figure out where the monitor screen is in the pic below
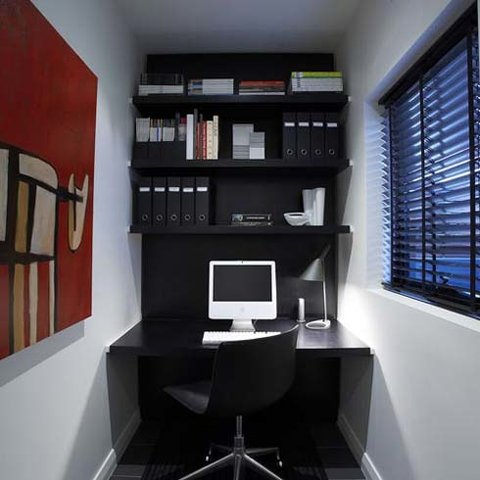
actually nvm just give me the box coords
[213,265,272,302]
[209,260,277,325]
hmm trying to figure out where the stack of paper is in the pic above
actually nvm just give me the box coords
[232,125,265,160]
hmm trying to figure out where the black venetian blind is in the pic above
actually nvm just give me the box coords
[380,5,480,317]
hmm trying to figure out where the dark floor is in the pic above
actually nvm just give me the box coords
[110,412,364,480]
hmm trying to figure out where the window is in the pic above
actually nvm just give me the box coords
[380,5,480,317]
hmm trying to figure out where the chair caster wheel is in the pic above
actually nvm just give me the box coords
[278,460,283,468]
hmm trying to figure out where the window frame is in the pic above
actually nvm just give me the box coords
[379,4,480,319]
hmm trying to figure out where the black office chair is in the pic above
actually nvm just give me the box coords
[163,326,299,480]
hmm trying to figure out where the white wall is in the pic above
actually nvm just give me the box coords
[0,1,142,479]
[336,1,480,479]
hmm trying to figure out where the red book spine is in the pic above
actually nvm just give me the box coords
[203,122,207,160]
[195,122,200,159]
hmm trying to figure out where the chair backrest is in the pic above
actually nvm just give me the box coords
[206,326,299,417]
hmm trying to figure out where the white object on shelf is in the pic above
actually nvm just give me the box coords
[312,187,326,226]
[284,212,309,226]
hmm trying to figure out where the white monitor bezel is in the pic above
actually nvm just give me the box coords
[208,260,277,320]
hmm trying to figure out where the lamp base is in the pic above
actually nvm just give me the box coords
[305,319,331,330]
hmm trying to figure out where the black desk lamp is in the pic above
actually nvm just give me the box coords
[300,244,331,330]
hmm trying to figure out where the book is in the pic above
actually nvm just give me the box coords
[291,71,342,78]
[213,115,219,160]
[232,213,273,223]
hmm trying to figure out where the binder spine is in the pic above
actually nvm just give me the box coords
[296,112,310,161]
[325,113,340,159]
[152,177,166,226]
[181,177,195,225]
[282,112,296,160]
[195,177,211,225]
[134,178,152,225]
[167,177,181,225]
[311,112,325,161]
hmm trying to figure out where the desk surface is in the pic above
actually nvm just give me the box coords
[109,318,371,358]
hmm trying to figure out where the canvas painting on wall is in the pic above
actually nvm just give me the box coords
[0,0,98,359]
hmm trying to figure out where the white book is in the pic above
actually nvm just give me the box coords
[312,188,326,226]
[149,125,157,142]
[186,114,194,159]
[136,118,150,142]
[206,121,213,159]
[163,126,175,142]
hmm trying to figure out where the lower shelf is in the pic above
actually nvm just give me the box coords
[129,225,351,235]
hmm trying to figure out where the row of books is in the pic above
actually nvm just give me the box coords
[136,116,187,142]
[289,71,343,93]
[186,111,220,160]
[137,72,343,96]
[134,177,211,227]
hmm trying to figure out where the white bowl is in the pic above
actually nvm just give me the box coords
[284,212,309,226]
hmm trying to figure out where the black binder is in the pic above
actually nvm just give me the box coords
[134,177,152,225]
[152,177,166,226]
[325,113,340,159]
[181,177,195,225]
[282,113,296,160]
[167,177,181,225]
[310,113,325,161]
[296,112,311,161]
[195,177,210,225]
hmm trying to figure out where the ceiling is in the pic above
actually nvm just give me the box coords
[114,0,361,54]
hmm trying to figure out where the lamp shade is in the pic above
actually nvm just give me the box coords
[299,244,331,282]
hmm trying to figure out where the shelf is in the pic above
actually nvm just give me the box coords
[129,225,351,235]
[132,92,348,111]
[130,158,350,174]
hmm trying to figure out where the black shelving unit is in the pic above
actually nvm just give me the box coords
[131,53,351,322]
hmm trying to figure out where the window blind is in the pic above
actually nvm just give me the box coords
[381,6,480,317]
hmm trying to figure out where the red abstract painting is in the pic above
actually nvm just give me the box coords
[0,0,97,359]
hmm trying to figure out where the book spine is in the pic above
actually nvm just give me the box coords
[213,115,219,160]
[202,121,207,160]
[207,121,213,160]
[193,109,198,159]
[186,114,194,159]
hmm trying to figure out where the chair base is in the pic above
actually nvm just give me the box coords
[177,416,283,480]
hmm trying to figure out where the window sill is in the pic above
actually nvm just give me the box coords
[367,287,480,334]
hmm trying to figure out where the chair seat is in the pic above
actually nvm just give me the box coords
[164,380,212,414]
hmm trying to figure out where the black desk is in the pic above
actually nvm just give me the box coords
[109,318,371,358]
[109,317,371,421]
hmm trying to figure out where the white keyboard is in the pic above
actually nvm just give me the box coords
[202,331,281,345]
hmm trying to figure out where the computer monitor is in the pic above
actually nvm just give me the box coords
[208,260,277,331]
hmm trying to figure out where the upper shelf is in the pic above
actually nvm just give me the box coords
[129,158,351,175]
[132,93,349,112]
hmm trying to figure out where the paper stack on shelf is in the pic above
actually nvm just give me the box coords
[138,73,184,95]
[233,124,253,159]
[289,72,343,93]
[249,132,265,159]
[188,78,234,95]
[232,124,265,160]
[239,80,285,95]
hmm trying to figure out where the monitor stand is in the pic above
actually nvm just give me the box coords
[230,319,255,331]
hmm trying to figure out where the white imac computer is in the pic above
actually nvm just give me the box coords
[208,260,277,331]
